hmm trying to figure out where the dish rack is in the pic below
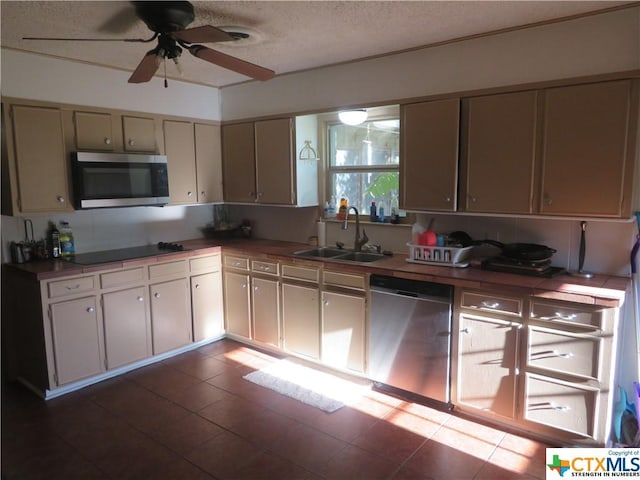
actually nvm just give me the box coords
[406,243,473,268]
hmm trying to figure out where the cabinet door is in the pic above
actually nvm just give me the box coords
[122,115,157,152]
[223,271,252,338]
[102,286,150,369]
[321,291,365,373]
[462,91,537,213]
[10,105,70,213]
[255,118,294,204]
[282,283,319,359]
[401,98,460,211]
[191,271,224,342]
[49,296,104,385]
[252,276,280,347]
[74,111,115,151]
[222,123,256,203]
[540,80,636,217]
[149,278,191,354]
[195,123,223,203]
[457,314,520,419]
[164,120,198,204]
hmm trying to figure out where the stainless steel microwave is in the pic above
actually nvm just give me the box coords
[71,152,170,209]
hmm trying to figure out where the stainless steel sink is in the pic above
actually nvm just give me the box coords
[334,252,385,263]
[292,248,385,263]
[292,248,347,258]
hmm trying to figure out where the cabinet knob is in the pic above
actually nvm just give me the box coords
[128,139,136,146]
[154,292,160,298]
[468,195,477,203]
[461,327,470,334]
[543,194,553,205]
[56,195,65,203]
[195,284,200,289]
[104,137,111,145]
[201,191,206,198]
[444,195,451,203]
[86,306,95,313]
[187,191,193,197]
[137,296,144,302]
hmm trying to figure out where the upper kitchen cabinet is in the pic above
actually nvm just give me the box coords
[539,80,638,218]
[194,123,223,204]
[164,120,223,205]
[460,91,538,214]
[122,115,158,153]
[2,103,72,215]
[163,120,198,204]
[222,117,315,206]
[73,111,117,151]
[401,98,460,211]
[222,122,256,203]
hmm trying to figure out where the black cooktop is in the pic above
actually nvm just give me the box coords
[66,243,186,265]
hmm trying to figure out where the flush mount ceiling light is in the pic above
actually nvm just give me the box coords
[339,109,368,126]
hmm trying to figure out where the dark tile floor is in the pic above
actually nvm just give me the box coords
[2,339,550,479]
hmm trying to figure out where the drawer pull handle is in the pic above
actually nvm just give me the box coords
[554,312,577,321]
[481,301,500,309]
[532,350,574,359]
[529,402,571,412]
[65,284,81,290]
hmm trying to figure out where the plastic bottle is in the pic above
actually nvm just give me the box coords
[59,221,75,257]
[378,201,385,222]
[337,197,348,220]
[327,195,337,218]
[369,201,377,222]
[49,222,61,258]
[324,201,331,218]
[390,194,399,223]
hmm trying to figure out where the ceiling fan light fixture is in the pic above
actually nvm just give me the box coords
[339,109,368,126]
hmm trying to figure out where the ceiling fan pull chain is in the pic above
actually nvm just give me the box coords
[164,58,168,88]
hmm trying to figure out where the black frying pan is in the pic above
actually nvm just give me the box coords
[482,240,556,262]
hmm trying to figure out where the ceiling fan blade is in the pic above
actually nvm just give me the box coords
[189,45,274,81]
[23,35,157,43]
[173,25,234,44]
[128,50,162,83]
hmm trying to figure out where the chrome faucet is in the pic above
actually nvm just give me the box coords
[342,206,369,252]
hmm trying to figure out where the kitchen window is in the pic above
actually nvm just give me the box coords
[327,113,400,216]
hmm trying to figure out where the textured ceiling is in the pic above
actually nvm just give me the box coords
[0,1,632,88]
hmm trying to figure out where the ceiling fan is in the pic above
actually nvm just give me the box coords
[23,1,275,85]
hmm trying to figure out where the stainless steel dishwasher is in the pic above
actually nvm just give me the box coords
[369,274,453,406]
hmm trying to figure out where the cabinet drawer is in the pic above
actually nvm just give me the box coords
[48,275,95,298]
[530,300,603,330]
[323,270,366,291]
[525,374,598,438]
[460,291,523,317]
[100,267,146,289]
[224,255,250,271]
[281,264,319,283]
[148,260,187,279]
[528,327,602,380]
[251,259,279,276]
[190,255,221,273]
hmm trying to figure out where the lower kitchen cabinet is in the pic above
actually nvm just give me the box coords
[191,271,224,342]
[102,286,151,369]
[150,278,192,355]
[321,290,365,373]
[49,296,105,385]
[456,314,521,419]
[282,282,320,359]
[223,270,252,339]
[453,288,620,445]
[252,276,280,347]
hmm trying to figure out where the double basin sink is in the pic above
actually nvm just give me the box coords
[291,247,385,264]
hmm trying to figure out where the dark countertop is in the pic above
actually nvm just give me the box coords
[3,237,630,307]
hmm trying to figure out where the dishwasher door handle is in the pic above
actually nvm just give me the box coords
[395,290,418,298]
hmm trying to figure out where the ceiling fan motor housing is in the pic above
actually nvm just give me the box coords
[134,1,195,33]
